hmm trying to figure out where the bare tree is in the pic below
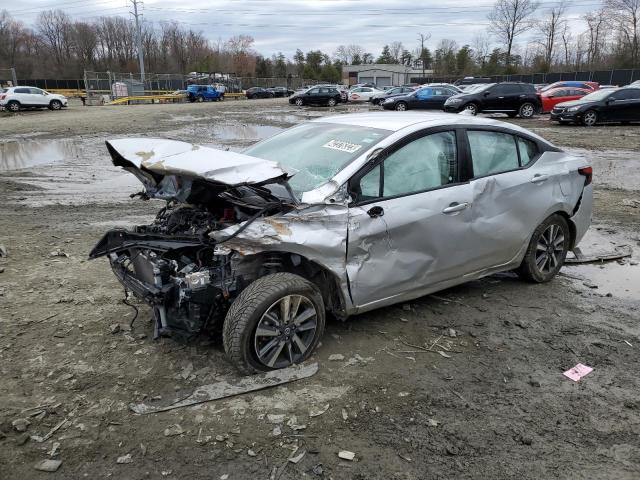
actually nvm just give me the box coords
[37,10,75,73]
[583,9,609,67]
[488,0,539,66]
[389,41,404,62]
[536,1,567,68]
[472,32,492,68]
[606,0,640,64]
[560,23,572,67]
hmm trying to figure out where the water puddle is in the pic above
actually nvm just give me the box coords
[564,226,640,300]
[0,140,78,172]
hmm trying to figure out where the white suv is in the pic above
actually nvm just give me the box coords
[0,86,68,112]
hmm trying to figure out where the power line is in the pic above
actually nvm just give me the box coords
[130,0,145,80]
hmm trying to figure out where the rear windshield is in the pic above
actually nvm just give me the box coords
[245,122,392,194]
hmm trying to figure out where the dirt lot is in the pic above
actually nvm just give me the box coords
[1,99,639,480]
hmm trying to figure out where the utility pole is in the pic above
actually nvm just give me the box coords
[130,0,145,81]
[418,33,431,80]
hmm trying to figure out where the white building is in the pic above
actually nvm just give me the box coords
[342,64,434,87]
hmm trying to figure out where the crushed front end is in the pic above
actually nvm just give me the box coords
[89,138,297,338]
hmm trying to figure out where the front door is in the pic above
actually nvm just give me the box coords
[609,88,640,121]
[346,129,475,308]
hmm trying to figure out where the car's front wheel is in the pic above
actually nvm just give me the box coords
[295,98,304,107]
[223,272,325,375]
[49,100,63,110]
[395,102,408,111]
[327,98,337,107]
[519,102,536,118]
[516,214,570,283]
[582,110,598,127]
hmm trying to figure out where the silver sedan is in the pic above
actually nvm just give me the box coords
[92,112,593,374]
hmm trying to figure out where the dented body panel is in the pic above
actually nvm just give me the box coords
[92,112,592,338]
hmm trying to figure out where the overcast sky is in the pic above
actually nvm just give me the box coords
[2,0,600,58]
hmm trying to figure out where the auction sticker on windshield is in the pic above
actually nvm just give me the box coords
[323,140,363,154]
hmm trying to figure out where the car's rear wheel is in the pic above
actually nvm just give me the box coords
[223,272,325,375]
[395,102,408,111]
[197,96,204,102]
[295,98,304,107]
[464,103,478,115]
[327,98,337,107]
[519,102,535,118]
[6,100,20,112]
[516,214,570,283]
[49,100,62,110]
[582,110,598,126]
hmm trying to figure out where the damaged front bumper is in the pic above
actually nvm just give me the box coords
[91,229,232,338]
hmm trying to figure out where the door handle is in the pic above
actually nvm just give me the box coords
[442,202,469,214]
[498,96,504,99]
[530,174,549,183]
[367,206,384,218]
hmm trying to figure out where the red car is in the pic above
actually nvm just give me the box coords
[540,87,592,113]
[539,81,599,93]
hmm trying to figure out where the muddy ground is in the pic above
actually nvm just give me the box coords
[0,99,639,480]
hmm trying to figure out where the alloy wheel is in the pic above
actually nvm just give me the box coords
[395,102,407,111]
[328,98,336,107]
[535,224,565,274]
[8,102,19,112]
[583,111,597,126]
[465,104,477,115]
[520,103,534,118]
[295,98,303,106]
[253,294,318,369]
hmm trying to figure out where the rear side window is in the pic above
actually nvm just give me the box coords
[468,131,519,177]
[15,88,30,93]
[517,137,538,166]
[493,84,523,94]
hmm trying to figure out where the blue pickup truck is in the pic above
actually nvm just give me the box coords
[187,85,223,102]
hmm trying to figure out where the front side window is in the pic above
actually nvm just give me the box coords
[309,88,319,94]
[245,122,391,195]
[30,88,43,94]
[468,130,519,177]
[353,131,457,201]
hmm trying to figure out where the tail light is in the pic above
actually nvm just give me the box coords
[0,95,5,100]
[578,166,592,186]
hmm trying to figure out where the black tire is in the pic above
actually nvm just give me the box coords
[395,101,408,111]
[463,103,478,115]
[519,102,536,118]
[6,100,20,112]
[197,96,204,103]
[294,98,304,107]
[223,272,325,375]
[327,98,337,107]
[516,214,571,283]
[582,110,598,126]
[49,100,62,110]
[188,96,196,103]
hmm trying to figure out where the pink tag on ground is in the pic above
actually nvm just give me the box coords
[563,363,593,381]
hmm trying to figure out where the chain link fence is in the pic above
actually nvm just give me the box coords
[0,68,17,87]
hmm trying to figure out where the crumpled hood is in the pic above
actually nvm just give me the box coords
[106,138,290,188]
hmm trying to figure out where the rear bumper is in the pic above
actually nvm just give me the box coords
[569,184,593,247]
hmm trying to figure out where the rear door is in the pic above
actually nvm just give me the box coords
[13,87,32,105]
[610,88,640,121]
[464,128,564,270]
[346,129,475,307]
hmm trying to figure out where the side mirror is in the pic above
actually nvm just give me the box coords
[483,91,490,97]
[548,94,554,98]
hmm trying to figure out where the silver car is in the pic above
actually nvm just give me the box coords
[90,113,593,374]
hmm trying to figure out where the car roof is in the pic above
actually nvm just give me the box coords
[310,112,547,140]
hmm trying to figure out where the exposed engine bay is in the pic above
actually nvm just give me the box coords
[90,139,302,338]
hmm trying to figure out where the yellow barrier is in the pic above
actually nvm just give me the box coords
[47,89,85,98]
[108,94,184,105]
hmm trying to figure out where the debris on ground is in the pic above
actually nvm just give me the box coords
[12,418,30,432]
[338,450,356,461]
[109,324,120,334]
[163,424,184,437]
[622,199,640,208]
[288,449,306,464]
[328,354,344,361]
[566,246,632,264]
[563,363,594,381]
[49,249,69,258]
[0,245,7,257]
[130,362,318,414]
[47,442,60,457]
[34,459,62,472]
[116,453,132,464]
[446,328,457,338]
[309,404,330,417]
